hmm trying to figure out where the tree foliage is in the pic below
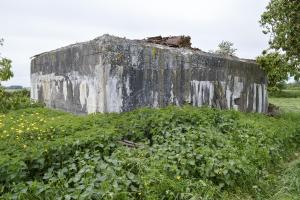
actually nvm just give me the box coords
[214,41,237,56]
[260,0,300,64]
[257,51,295,90]
[0,38,13,84]
[258,0,300,88]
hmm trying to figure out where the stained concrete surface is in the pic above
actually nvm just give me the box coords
[31,34,268,114]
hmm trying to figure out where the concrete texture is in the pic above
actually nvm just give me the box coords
[31,34,268,114]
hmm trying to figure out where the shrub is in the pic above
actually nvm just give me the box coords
[0,88,43,113]
[0,106,299,199]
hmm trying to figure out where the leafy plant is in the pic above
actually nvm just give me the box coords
[211,41,237,57]
[0,89,43,113]
[0,105,299,199]
[259,0,300,86]
[257,51,296,91]
[260,0,300,68]
[0,38,13,84]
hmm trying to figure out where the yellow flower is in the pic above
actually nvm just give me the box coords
[23,144,27,148]
[176,176,181,180]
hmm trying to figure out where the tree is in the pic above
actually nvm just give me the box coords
[0,38,13,85]
[214,41,237,57]
[259,0,300,85]
[257,51,295,91]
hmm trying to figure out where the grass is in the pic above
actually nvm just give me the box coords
[0,89,300,199]
[269,89,300,113]
[267,89,300,199]
[269,89,300,98]
[269,98,300,113]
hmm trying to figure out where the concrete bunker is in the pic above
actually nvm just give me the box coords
[31,34,268,114]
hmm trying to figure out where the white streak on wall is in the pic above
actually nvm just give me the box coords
[253,84,257,112]
[97,63,107,113]
[191,80,201,106]
[226,86,232,109]
[87,83,97,113]
[131,55,138,67]
[79,81,87,108]
[208,83,214,106]
[258,84,263,113]
[30,78,38,100]
[170,83,174,103]
[126,76,131,96]
[191,80,216,107]
[106,76,123,113]
[250,83,266,113]
[232,76,244,110]
[63,80,68,101]
[153,92,159,108]
[263,84,268,113]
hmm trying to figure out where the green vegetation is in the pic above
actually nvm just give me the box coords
[0,89,42,113]
[269,87,300,114]
[260,0,300,68]
[256,52,296,91]
[0,91,300,199]
[269,89,300,98]
[267,88,300,199]
[285,82,300,91]
[0,38,13,84]
[210,41,237,57]
[257,0,300,90]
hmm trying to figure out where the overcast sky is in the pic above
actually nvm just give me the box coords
[1,0,270,87]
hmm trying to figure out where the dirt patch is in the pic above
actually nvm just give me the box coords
[267,103,280,116]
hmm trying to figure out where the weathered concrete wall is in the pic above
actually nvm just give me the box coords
[31,34,268,114]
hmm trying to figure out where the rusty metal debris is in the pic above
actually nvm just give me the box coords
[146,35,195,49]
[118,139,139,148]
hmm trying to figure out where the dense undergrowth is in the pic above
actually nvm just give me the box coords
[0,103,300,199]
[0,89,42,113]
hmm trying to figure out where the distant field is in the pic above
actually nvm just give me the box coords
[4,88,30,92]
[269,89,300,113]
[269,89,300,98]
[269,98,300,113]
